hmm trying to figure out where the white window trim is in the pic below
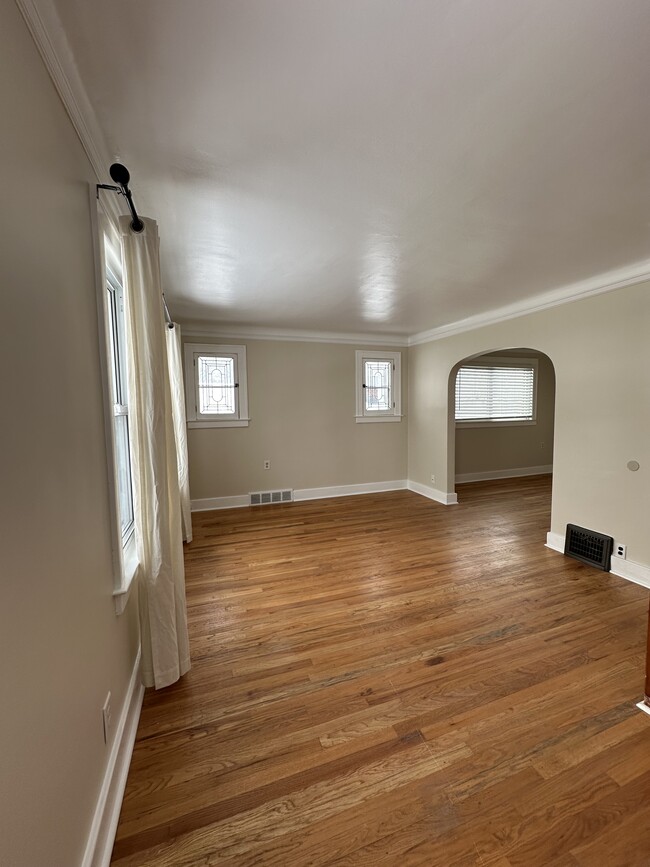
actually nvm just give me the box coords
[455,356,538,428]
[355,350,402,423]
[91,190,140,614]
[184,343,250,428]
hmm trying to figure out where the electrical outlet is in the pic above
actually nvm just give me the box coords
[615,543,627,559]
[263,459,271,470]
[102,693,112,744]
[430,474,436,484]
[540,441,545,449]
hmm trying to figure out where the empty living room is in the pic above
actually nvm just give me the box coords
[3,1,650,865]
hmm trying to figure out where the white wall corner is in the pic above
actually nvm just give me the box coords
[81,648,144,867]
[407,479,458,506]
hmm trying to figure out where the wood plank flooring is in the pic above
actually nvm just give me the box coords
[111,476,650,866]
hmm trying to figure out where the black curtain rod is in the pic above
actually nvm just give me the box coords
[97,163,175,330]
[97,163,144,233]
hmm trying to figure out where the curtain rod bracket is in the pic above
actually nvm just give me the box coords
[96,164,145,233]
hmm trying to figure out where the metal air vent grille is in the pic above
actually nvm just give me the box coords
[250,489,293,506]
[564,524,613,571]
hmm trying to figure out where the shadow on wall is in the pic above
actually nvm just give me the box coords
[447,348,556,500]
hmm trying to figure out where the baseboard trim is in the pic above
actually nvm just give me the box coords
[545,533,650,589]
[610,555,650,590]
[191,494,250,511]
[637,701,650,718]
[456,465,553,484]
[545,531,565,553]
[407,479,458,506]
[81,648,144,867]
[293,480,408,501]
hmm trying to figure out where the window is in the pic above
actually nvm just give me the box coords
[355,350,402,422]
[95,212,139,613]
[184,344,249,428]
[105,249,135,542]
[455,357,537,425]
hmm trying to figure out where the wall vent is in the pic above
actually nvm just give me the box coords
[250,489,293,506]
[564,524,613,571]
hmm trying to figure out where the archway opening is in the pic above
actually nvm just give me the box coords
[447,348,556,504]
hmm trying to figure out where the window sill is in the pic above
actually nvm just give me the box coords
[113,533,139,616]
[188,418,251,429]
[455,420,536,429]
[355,415,403,423]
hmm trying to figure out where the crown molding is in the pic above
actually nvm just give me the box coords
[16,0,114,183]
[179,321,409,347]
[408,259,650,346]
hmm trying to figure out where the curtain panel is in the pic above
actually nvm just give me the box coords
[121,216,191,689]
[166,324,192,542]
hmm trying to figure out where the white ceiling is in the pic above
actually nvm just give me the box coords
[50,0,650,337]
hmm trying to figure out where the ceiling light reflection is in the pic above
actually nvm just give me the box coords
[360,233,399,322]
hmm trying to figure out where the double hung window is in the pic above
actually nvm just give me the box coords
[455,357,537,425]
[96,216,139,612]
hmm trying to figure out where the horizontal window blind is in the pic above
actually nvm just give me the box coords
[455,364,535,422]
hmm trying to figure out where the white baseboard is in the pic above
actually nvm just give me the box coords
[456,465,553,484]
[81,649,144,867]
[192,481,409,510]
[293,480,407,501]
[407,479,458,506]
[545,532,650,590]
[545,531,565,553]
[191,494,250,511]
[637,701,650,717]
[610,555,650,590]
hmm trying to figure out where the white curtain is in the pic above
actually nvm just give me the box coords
[166,324,192,542]
[121,216,191,690]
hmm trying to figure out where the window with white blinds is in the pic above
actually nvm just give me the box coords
[455,358,537,423]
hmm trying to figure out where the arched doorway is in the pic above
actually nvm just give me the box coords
[447,348,556,502]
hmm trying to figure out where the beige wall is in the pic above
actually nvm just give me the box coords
[0,5,140,866]
[408,283,650,565]
[183,338,408,499]
[455,351,556,478]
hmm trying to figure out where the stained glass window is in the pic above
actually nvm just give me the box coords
[197,355,237,415]
[355,350,401,422]
[364,360,392,412]
[185,344,249,427]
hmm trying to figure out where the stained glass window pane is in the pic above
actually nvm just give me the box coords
[364,360,392,412]
[197,355,236,415]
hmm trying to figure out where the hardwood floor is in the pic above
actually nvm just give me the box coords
[111,476,650,866]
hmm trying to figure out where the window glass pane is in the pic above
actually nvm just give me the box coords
[364,360,392,412]
[104,231,135,545]
[198,355,236,415]
[455,365,534,421]
[114,413,134,540]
